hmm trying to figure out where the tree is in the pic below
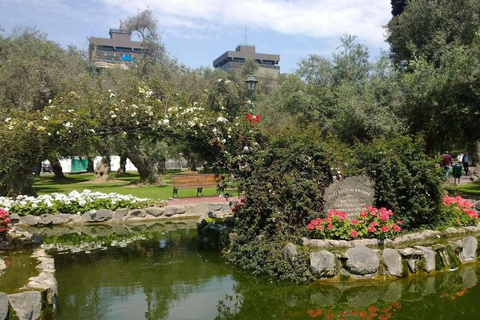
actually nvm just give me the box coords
[391,0,408,16]
[386,0,480,66]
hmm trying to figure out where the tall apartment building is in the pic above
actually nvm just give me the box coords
[88,29,143,71]
[213,45,280,78]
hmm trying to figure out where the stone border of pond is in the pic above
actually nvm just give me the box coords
[9,202,233,227]
[0,248,57,320]
[283,224,480,281]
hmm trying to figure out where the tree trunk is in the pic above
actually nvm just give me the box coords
[87,158,94,173]
[49,157,66,179]
[116,155,128,176]
[125,144,166,185]
[187,158,197,172]
[92,156,110,182]
[471,139,480,182]
[425,135,436,158]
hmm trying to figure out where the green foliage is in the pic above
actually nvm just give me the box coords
[225,128,332,282]
[225,238,313,283]
[353,135,445,229]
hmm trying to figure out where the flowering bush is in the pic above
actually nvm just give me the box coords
[440,196,479,228]
[0,209,11,239]
[0,190,159,216]
[307,207,402,240]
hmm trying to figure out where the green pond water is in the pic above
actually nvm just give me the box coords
[20,222,480,320]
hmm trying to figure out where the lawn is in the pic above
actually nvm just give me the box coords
[32,172,219,201]
[446,181,480,198]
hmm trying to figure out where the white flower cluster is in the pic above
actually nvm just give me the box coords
[0,190,159,216]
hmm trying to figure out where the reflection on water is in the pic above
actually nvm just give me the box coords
[30,223,480,320]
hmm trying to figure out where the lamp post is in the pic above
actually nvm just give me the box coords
[245,74,258,113]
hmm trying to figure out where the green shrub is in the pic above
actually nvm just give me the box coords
[225,128,331,282]
[353,135,445,229]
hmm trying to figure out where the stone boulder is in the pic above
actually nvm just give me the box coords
[126,209,147,220]
[0,292,7,320]
[38,214,53,226]
[415,246,436,273]
[310,250,338,278]
[283,243,297,264]
[52,214,73,225]
[8,214,20,224]
[164,206,186,217]
[146,207,164,217]
[20,215,40,226]
[382,248,403,277]
[346,246,379,276]
[476,201,480,212]
[8,291,42,320]
[82,209,113,222]
[460,236,478,263]
[112,208,129,221]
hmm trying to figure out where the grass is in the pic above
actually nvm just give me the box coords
[32,172,219,201]
[445,181,480,198]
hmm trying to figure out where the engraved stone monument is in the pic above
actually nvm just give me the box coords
[323,175,375,218]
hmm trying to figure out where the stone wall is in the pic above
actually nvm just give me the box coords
[0,249,57,320]
[10,202,232,227]
[285,232,480,281]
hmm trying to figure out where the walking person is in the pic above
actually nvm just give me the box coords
[442,151,453,177]
[462,152,470,175]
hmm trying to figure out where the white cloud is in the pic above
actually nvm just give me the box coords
[101,0,391,44]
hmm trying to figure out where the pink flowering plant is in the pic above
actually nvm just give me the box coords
[441,196,478,228]
[0,209,11,239]
[307,207,402,241]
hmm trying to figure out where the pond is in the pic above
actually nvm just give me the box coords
[22,222,480,320]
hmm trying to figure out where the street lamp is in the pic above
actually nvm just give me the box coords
[245,74,258,113]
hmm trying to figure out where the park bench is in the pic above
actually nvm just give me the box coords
[171,174,221,198]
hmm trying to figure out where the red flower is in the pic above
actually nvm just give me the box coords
[381,226,390,232]
[368,306,377,313]
[351,230,359,237]
[370,221,378,227]
[350,218,359,225]
[393,225,401,232]
[368,226,376,233]
[396,220,403,225]
[327,224,333,230]
[360,211,368,218]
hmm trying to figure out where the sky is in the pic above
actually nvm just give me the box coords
[0,0,392,73]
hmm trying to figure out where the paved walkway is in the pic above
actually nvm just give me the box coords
[446,166,476,185]
[167,195,240,206]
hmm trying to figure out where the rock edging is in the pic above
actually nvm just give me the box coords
[285,235,479,281]
[12,202,232,227]
[0,248,57,320]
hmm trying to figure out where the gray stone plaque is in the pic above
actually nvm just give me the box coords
[323,175,375,218]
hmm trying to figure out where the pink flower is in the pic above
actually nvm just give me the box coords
[0,228,5,233]
[316,225,324,231]
[351,230,359,238]
[325,217,332,223]
[370,221,378,227]
[307,225,314,231]
[393,225,401,232]
[368,226,376,233]
[360,211,368,218]
[327,224,333,230]
[3,218,11,223]
[350,218,359,225]
[381,226,390,232]
[396,220,403,225]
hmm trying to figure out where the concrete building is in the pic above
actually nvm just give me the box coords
[89,29,143,71]
[213,45,280,78]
